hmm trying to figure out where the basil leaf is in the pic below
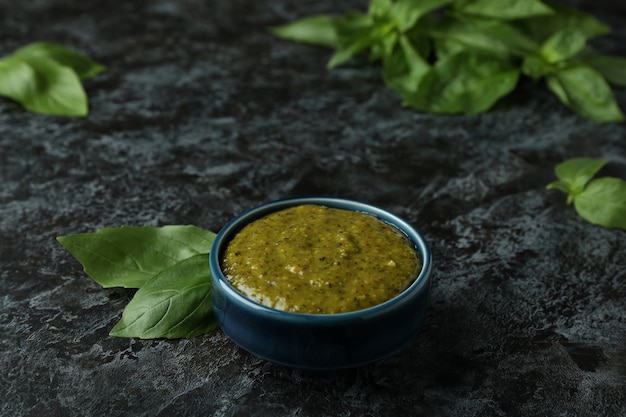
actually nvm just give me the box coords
[383,34,431,96]
[405,51,520,114]
[109,254,218,339]
[368,0,393,17]
[344,10,378,30]
[326,11,376,68]
[521,55,552,80]
[576,48,626,87]
[0,56,88,116]
[574,177,626,230]
[547,157,607,202]
[429,14,539,59]
[515,2,610,44]
[269,15,339,48]
[429,14,509,57]
[546,179,572,200]
[540,29,587,63]
[268,0,620,123]
[0,42,105,116]
[327,33,374,69]
[390,0,453,32]
[9,42,105,80]
[457,0,553,20]
[57,225,216,288]
[555,158,607,188]
[370,32,400,63]
[432,38,465,61]
[546,64,624,122]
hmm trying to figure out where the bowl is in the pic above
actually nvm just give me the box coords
[209,197,432,369]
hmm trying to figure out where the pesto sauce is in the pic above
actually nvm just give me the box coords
[221,204,421,314]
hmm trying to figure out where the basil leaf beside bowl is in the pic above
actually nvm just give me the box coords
[109,254,218,339]
[57,225,216,289]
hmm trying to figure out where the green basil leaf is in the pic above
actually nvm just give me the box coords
[546,179,574,202]
[576,48,626,87]
[0,56,88,116]
[521,54,552,80]
[429,14,539,58]
[547,157,607,198]
[109,254,218,339]
[339,9,375,31]
[432,38,465,61]
[370,32,399,63]
[546,64,624,122]
[405,51,520,114]
[327,34,374,68]
[368,0,393,17]
[57,225,216,288]
[574,177,626,230]
[514,2,610,44]
[390,0,453,32]
[383,35,431,96]
[9,42,105,80]
[545,71,570,104]
[540,29,587,63]
[326,11,376,68]
[457,0,553,20]
[269,15,339,48]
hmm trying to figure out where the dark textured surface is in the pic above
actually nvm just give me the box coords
[1,1,626,416]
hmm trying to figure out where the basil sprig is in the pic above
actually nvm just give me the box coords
[270,0,626,122]
[57,225,219,339]
[0,42,105,116]
[548,158,626,230]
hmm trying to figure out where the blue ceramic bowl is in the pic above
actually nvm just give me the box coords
[209,197,432,369]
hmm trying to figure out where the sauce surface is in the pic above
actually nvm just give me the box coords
[221,204,421,314]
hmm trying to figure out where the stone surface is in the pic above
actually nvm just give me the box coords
[1,0,625,416]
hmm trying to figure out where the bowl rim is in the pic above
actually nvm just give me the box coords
[209,196,432,322]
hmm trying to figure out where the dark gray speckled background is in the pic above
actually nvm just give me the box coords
[1,0,625,416]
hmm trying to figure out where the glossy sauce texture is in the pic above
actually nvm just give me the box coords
[221,205,420,314]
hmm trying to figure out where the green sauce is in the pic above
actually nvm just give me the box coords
[221,204,421,314]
